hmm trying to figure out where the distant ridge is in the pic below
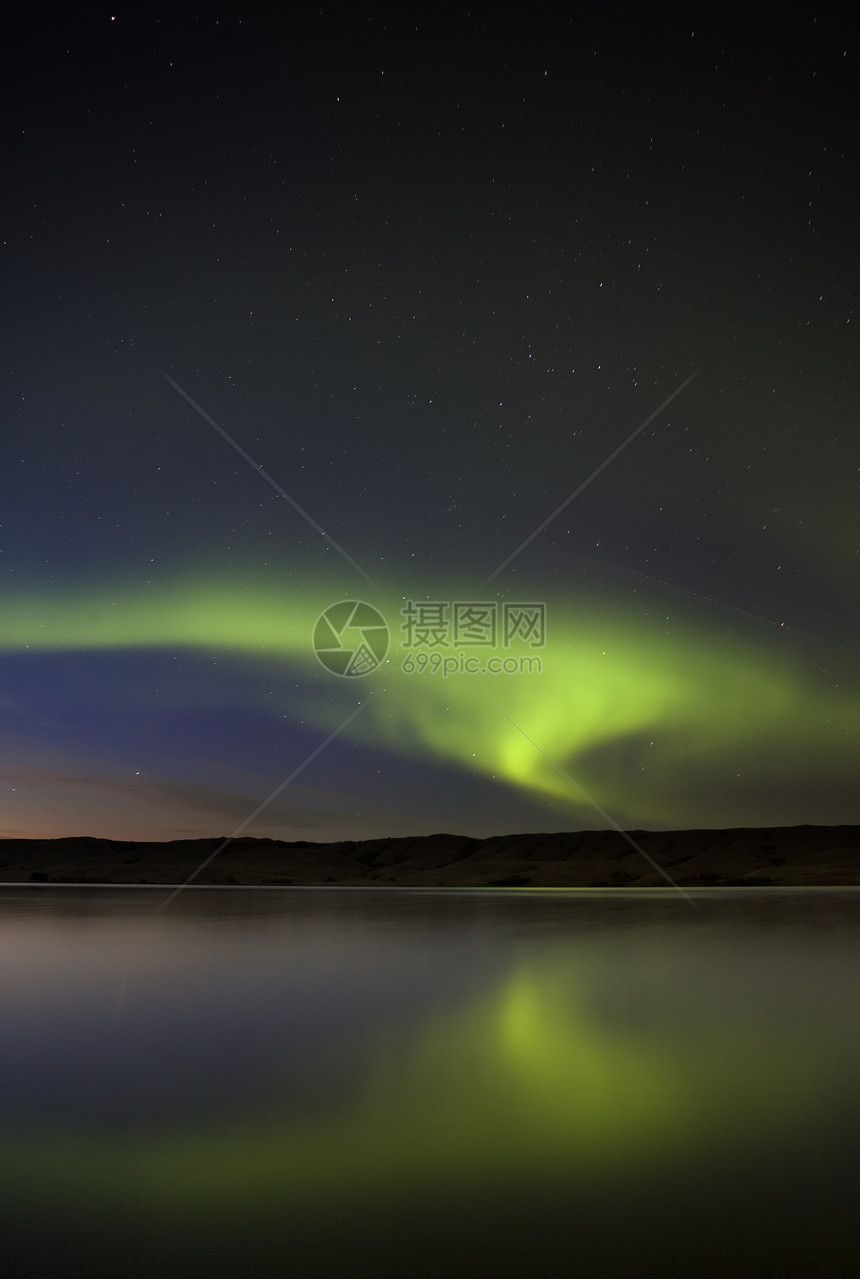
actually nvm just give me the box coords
[0,826,857,887]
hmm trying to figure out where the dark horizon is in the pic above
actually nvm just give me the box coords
[3,823,857,890]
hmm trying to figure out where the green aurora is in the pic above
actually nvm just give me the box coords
[0,950,847,1219]
[1,570,856,831]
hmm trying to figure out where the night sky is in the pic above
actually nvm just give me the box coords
[1,7,857,842]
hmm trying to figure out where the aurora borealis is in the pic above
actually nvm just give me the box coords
[2,9,857,841]
[2,887,859,1276]
[1,565,855,839]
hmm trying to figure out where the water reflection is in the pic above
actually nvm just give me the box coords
[1,888,858,1276]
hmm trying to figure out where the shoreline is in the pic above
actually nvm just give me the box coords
[1,825,857,889]
[3,882,859,894]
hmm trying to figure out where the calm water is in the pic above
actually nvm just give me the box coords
[1,886,858,1277]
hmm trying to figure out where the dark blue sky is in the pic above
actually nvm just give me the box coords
[1,7,857,841]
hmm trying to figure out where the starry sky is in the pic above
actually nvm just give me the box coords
[1,7,857,842]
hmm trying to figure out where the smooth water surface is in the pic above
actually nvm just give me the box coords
[1,887,858,1277]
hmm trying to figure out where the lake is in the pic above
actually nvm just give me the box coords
[1,886,858,1277]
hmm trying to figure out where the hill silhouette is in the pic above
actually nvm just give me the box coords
[1,826,857,887]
